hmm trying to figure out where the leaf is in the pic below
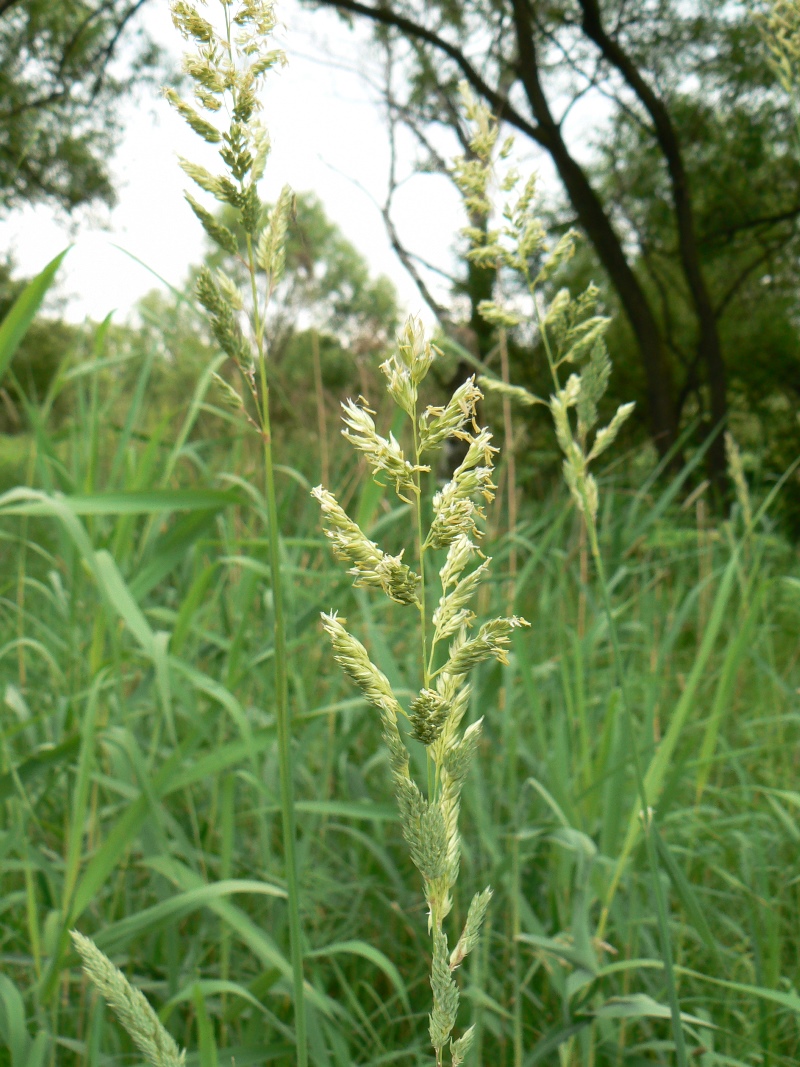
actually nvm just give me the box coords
[589,993,713,1028]
[652,827,720,964]
[0,489,244,517]
[0,249,69,384]
[596,958,800,1018]
[0,735,80,803]
[516,933,596,974]
[605,551,738,911]
[0,974,29,1065]
[305,940,411,1013]
[193,985,219,1067]
[144,857,340,1020]
[93,880,286,955]
[130,509,220,600]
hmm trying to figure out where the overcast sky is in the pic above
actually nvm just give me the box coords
[0,0,482,326]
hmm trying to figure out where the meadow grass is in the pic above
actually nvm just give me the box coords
[1,283,800,1065]
[2,1,800,1064]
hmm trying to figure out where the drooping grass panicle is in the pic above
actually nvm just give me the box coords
[71,932,185,1067]
[313,314,526,1063]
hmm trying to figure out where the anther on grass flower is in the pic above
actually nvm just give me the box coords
[314,316,522,1063]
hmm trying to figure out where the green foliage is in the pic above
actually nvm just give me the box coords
[0,256,76,432]
[0,0,162,215]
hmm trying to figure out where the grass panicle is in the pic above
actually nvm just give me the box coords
[314,315,529,1065]
[166,2,308,1063]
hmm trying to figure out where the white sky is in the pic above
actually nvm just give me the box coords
[0,0,482,326]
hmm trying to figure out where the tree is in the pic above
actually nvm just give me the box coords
[0,0,160,215]
[308,0,800,483]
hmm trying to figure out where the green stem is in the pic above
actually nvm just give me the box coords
[246,231,307,1067]
[511,834,522,1067]
[585,517,688,1067]
[412,417,435,802]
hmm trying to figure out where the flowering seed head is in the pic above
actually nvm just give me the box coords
[442,616,529,679]
[312,487,419,605]
[410,688,451,746]
[71,932,185,1067]
[427,430,498,550]
[449,888,492,970]
[418,376,482,455]
[341,398,422,496]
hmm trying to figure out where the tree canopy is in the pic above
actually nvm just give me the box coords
[309,0,800,484]
[0,0,160,215]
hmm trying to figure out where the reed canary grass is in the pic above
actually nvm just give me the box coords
[75,3,308,1063]
[452,83,693,1066]
[314,314,528,1066]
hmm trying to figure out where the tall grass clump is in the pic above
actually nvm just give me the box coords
[73,0,308,1062]
[451,85,696,1061]
[313,319,529,1065]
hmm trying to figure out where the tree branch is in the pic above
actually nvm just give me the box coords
[89,0,152,101]
[312,0,544,143]
[706,202,800,242]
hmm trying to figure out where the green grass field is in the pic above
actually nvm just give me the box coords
[1,291,800,1067]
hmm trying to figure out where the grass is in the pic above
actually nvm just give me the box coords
[3,2,800,1063]
[1,300,799,1065]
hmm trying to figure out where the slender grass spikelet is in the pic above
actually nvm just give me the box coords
[725,431,753,533]
[70,932,185,1067]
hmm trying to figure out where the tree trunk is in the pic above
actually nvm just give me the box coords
[509,0,678,453]
[578,0,727,487]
